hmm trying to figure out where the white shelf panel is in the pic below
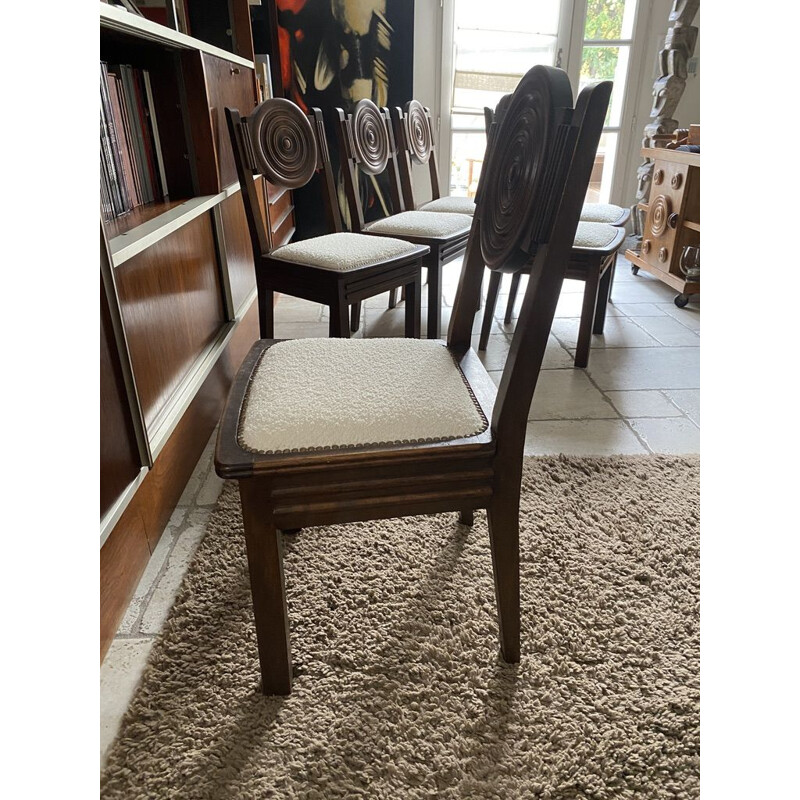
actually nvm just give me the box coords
[100,2,254,69]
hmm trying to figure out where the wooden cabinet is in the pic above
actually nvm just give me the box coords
[625,147,700,306]
[99,2,288,660]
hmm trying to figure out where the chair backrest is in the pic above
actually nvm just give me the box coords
[334,99,405,233]
[389,100,441,210]
[225,99,341,260]
[448,66,612,463]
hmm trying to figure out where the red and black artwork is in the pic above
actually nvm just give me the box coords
[252,1,415,239]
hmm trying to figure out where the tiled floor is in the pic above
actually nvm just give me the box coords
[100,252,699,765]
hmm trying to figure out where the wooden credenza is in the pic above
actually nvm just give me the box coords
[100,2,292,660]
[625,147,699,306]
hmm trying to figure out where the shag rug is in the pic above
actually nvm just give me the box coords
[101,456,700,799]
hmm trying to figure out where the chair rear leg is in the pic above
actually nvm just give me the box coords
[258,288,274,339]
[487,486,520,662]
[388,288,398,308]
[426,256,444,339]
[504,273,521,324]
[479,271,502,350]
[593,256,615,334]
[239,480,293,695]
[404,274,422,338]
[330,297,351,338]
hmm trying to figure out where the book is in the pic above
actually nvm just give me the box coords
[108,73,141,208]
[118,64,153,203]
[100,62,132,217]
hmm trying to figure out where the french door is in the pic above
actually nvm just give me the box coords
[440,0,642,206]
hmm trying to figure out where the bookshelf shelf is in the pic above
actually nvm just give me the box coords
[100,2,254,69]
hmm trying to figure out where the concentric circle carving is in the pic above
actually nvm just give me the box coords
[478,65,573,270]
[351,99,389,175]
[249,98,317,189]
[650,194,672,238]
[404,100,432,164]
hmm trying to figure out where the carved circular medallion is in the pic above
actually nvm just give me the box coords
[249,99,317,189]
[650,194,672,238]
[351,99,389,175]
[642,239,651,254]
[654,169,665,185]
[404,100,432,164]
[671,172,683,190]
[659,246,669,263]
[478,65,573,271]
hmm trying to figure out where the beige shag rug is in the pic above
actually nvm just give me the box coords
[102,456,699,799]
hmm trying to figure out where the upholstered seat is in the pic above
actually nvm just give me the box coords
[419,196,476,215]
[579,202,629,225]
[271,232,418,272]
[365,210,472,240]
[573,221,620,250]
[238,338,488,454]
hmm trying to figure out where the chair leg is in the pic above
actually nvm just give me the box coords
[487,487,520,663]
[404,275,422,338]
[479,271,502,350]
[575,265,601,368]
[504,273,521,324]
[350,302,362,333]
[459,509,474,526]
[388,288,398,308]
[426,258,443,339]
[330,298,351,338]
[593,257,615,334]
[258,289,274,339]
[239,480,292,695]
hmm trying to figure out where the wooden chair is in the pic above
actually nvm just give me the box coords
[335,100,472,339]
[215,67,612,695]
[390,100,477,217]
[478,100,628,368]
[225,99,429,339]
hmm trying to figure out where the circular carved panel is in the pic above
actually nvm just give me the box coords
[351,99,389,175]
[248,99,317,189]
[659,246,669,263]
[650,194,672,238]
[671,172,683,190]
[642,239,651,254]
[404,100,432,164]
[479,65,573,271]
[654,169,665,185]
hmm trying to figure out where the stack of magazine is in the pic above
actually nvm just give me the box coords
[100,61,169,221]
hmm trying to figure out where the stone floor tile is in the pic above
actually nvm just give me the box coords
[274,296,324,322]
[628,417,700,454]
[552,290,624,319]
[663,388,700,425]
[612,302,669,317]
[100,638,155,766]
[273,320,331,339]
[472,334,511,371]
[528,369,619,420]
[605,390,683,419]
[524,419,648,456]
[629,315,701,347]
[656,303,701,330]
[607,277,678,304]
[196,467,225,507]
[584,346,700,391]
[139,526,207,635]
[363,308,407,337]
[551,316,660,350]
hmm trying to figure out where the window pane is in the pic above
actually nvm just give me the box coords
[449,131,488,197]
[583,0,635,41]
[578,45,629,127]
[455,0,560,35]
[585,131,618,203]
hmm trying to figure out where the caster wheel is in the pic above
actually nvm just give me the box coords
[674,293,689,308]
[631,265,639,275]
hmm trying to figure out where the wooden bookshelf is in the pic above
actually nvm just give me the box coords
[100,1,292,660]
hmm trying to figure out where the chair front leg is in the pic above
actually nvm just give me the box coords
[593,255,615,334]
[350,302,362,333]
[239,480,293,695]
[426,253,443,339]
[404,273,422,338]
[487,484,520,663]
[575,264,601,368]
[330,295,351,338]
[257,287,275,339]
[478,270,502,350]
[504,273,521,324]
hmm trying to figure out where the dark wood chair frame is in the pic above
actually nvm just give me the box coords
[215,69,612,695]
[334,102,470,340]
[226,102,428,340]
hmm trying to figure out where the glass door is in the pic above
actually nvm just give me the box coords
[441,0,571,198]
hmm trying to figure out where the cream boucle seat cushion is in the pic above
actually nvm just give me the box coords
[365,210,471,239]
[419,196,476,216]
[238,339,488,454]
[271,232,418,272]
[573,221,620,250]
[580,203,627,225]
